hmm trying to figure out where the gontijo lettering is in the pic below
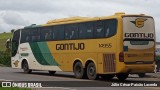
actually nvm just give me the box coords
[56,43,85,50]
[124,33,154,39]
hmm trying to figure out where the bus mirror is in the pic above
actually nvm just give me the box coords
[6,38,11,49]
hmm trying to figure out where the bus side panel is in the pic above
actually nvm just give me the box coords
[47,36,117,73]
[19,42,62,71]
[52,53,98,72]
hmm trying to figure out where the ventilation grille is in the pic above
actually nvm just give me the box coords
[103,53,116,72]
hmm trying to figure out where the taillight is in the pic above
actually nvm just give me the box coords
[119,52,124,62]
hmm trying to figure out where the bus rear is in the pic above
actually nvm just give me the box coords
[122,15,155,74]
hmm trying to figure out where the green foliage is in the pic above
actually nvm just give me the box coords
[0,33,12,39]
[0,33,12,51]
[0,33,12,66]
[156,56,160,61]
[0,51,11,67]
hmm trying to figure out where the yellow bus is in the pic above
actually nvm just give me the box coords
[11,12,155,80]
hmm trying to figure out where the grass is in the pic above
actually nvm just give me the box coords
[0,33,12,39]
[0,32,12,67]
[0,51,11,67]
[0,33,12,51]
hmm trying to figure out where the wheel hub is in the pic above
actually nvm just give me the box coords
[76,66,81,75]
[24,63,28,70]
[89,67,95,76]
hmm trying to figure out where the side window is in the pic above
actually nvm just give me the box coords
[21,29,30,43]
[53,25,64,40]
[104,19,117,38]
[65,24,78,40]
[79,22,93,39]
[41,27,52,41]
[30,28,40,42]
[94,21,104,38]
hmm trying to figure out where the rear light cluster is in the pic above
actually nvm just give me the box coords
[119,52,124,62]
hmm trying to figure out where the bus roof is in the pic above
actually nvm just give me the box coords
[17,12,152,30]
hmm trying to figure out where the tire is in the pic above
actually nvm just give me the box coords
[73,62,86,79]
[22,60,32,74]
[116,73,128,81]
[87,62,98,80]
[138,73,146,78]
[49,71,56,75]
[101,74,115,80]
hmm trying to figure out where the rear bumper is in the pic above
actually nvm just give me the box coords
[121,64,155,73]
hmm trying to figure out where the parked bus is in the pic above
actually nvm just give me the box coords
[11,12,155,80]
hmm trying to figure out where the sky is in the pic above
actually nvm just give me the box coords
[0,0,160,41]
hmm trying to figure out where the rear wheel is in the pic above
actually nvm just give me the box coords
[22,60,32,74]
[116,73,128,81]
[138,73,146,78]
[73,62,86,79]
[87,62,98,80]
[49,71,56,75]
[101,74,115,80]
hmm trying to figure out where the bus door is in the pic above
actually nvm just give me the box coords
[123,16,155,64]
[11,30,21,68]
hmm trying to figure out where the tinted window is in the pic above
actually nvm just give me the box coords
[53,25,64,40]
[94,21,104,38]
[103,19,117,38]
[40,27,52,41]
[21,28,40,43]
[65,24,78,40]
[79,22,94,39]
[30,28,40,42]
[20,19,117,42]
[21,29,31,43]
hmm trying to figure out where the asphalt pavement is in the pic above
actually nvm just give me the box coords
[0,67,160,90]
